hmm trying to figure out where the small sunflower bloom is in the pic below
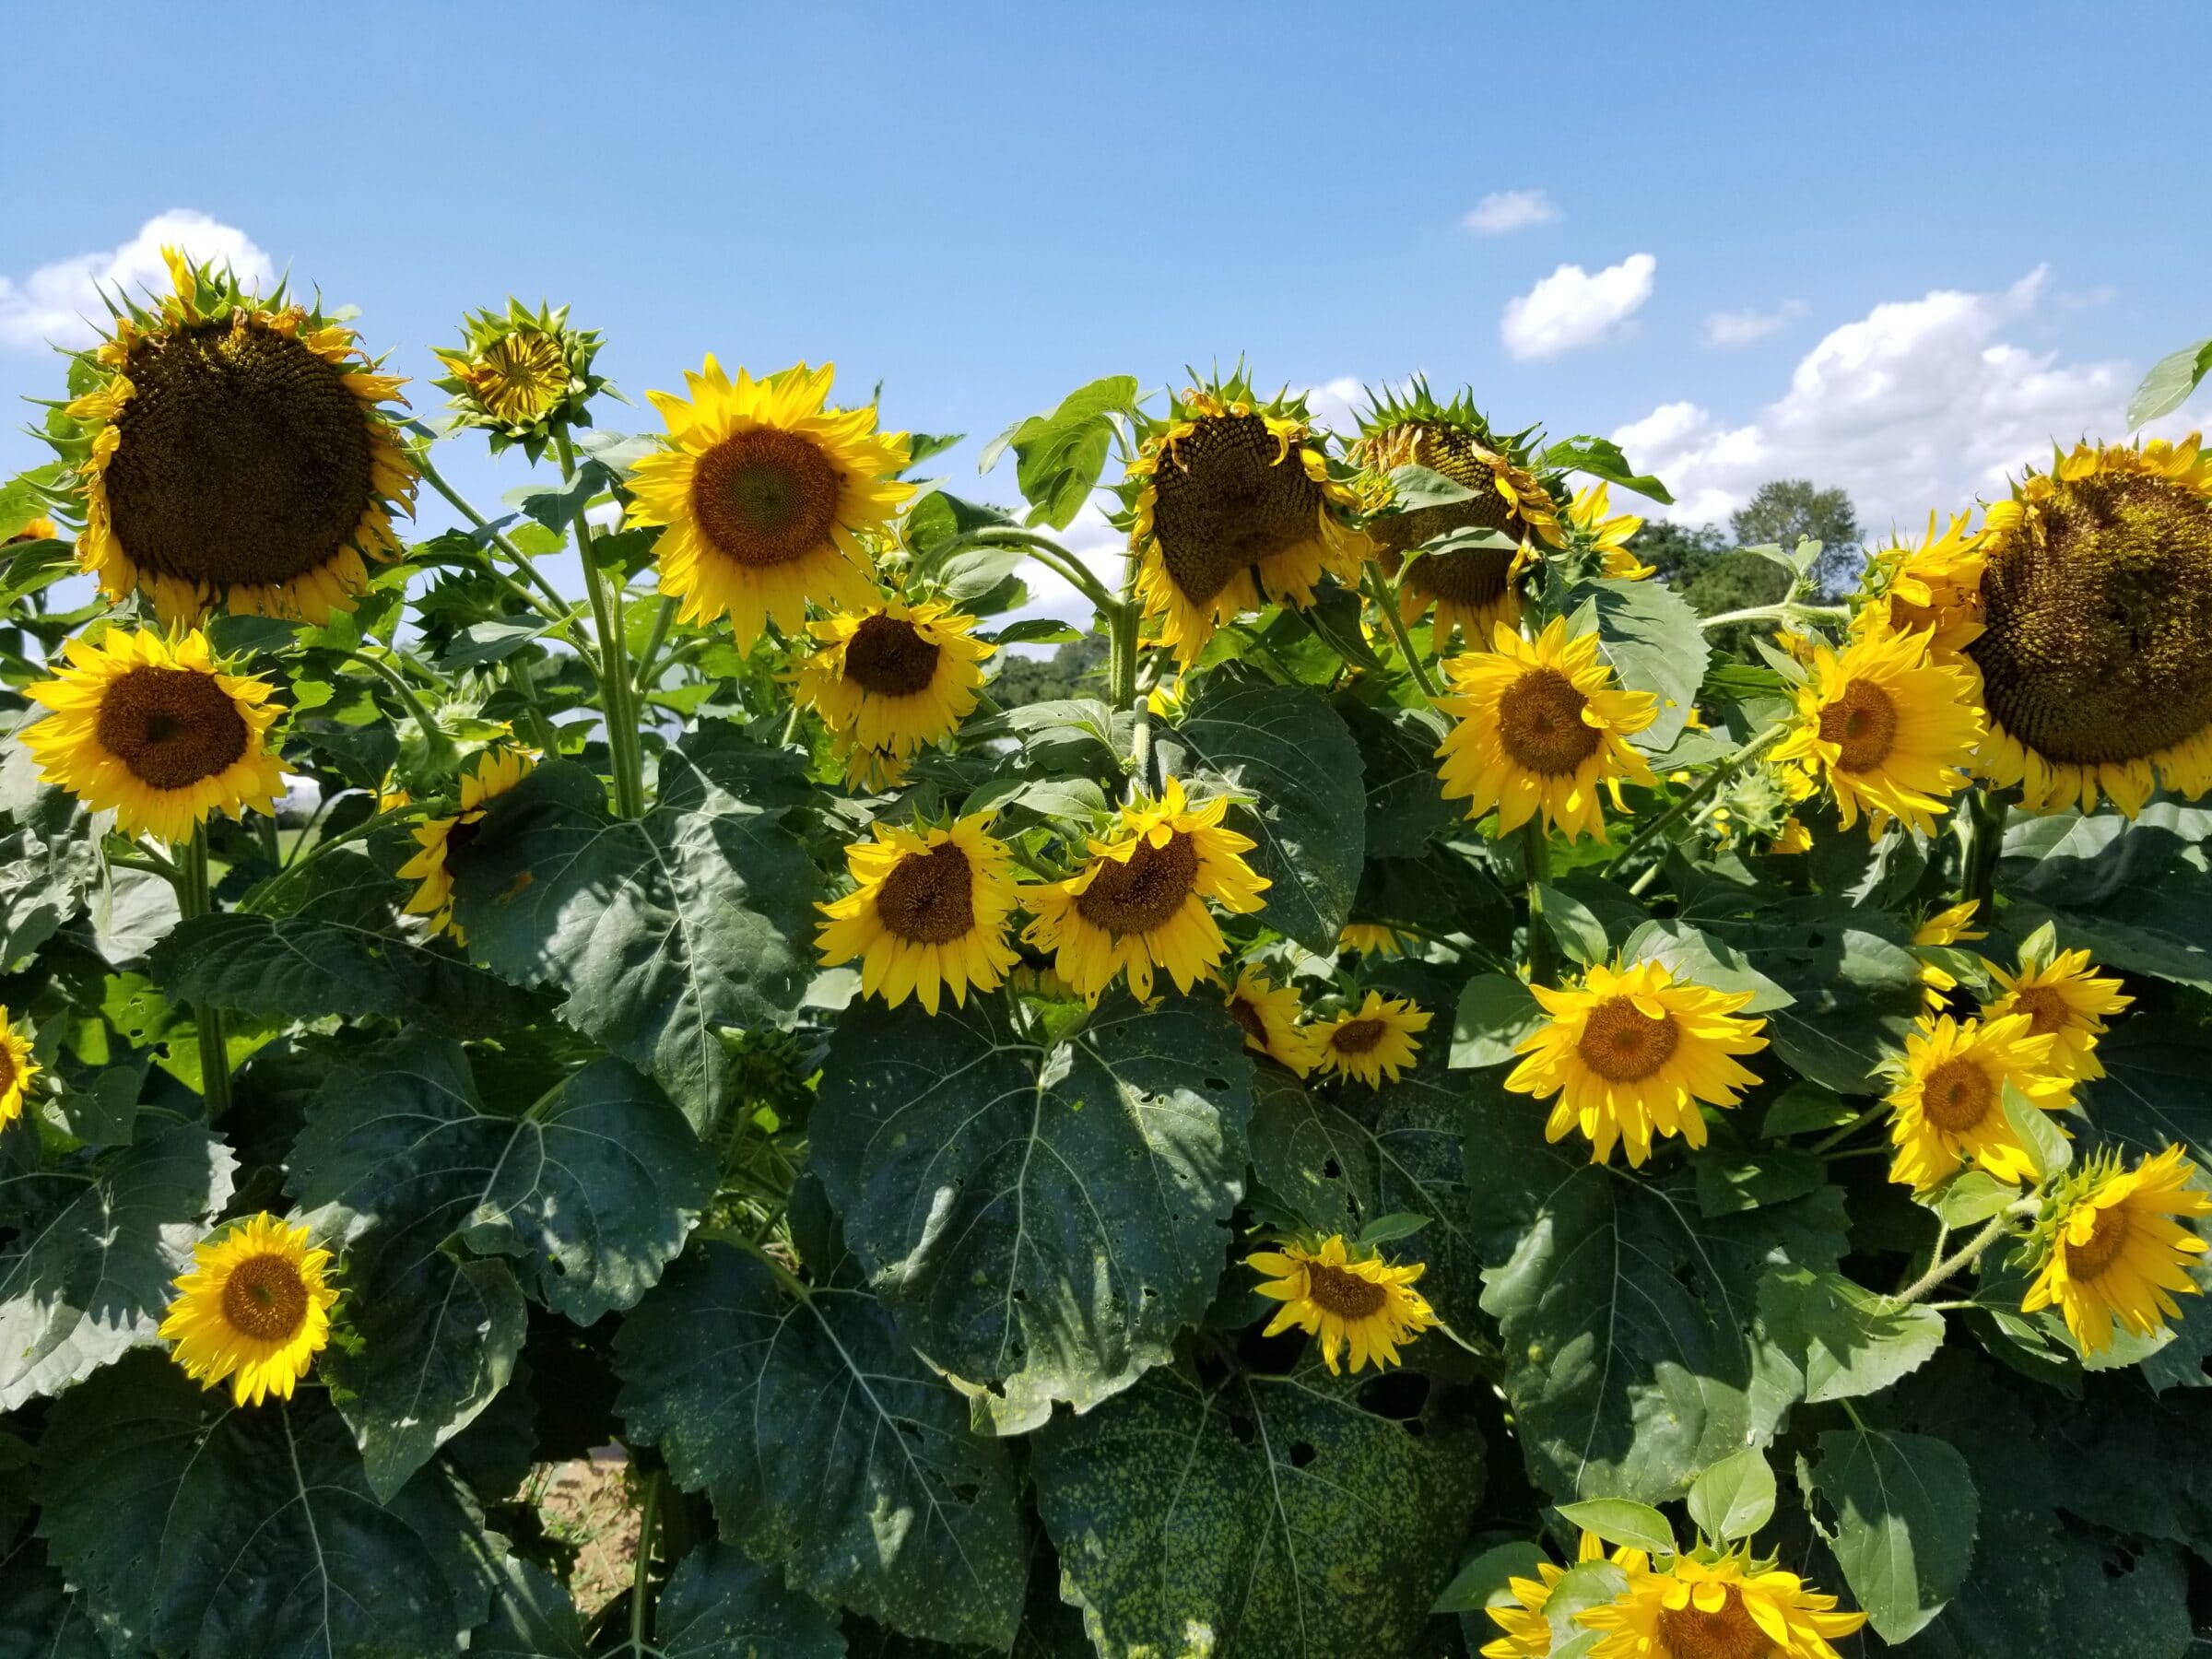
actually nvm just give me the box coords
[1247,1234,1438,1376]
[2023,1145,2212,1355]
[1337,922,1412,958]
[159,1213,339,1407]
[1577,1547,1867,1659]
[1568,480,1653,581]
[23,628,285,843]
[1769,814,1813,855]
[6,516,58,544]
[1021,778,1269,1004]
[1505,959,1768,1166]
[815,814,1021,1015]
[1482,1533,1650,1659]
[1223,967,1322,1077]
[1314,990,1430,1088]
[1911,899,1986,1017]
[1435,616,1659,843]
[795,596,993,782]
[1983,944,2130,1081]
[1853,510,1985,663]
[398,747,537,943]
[0,1008,39,1131]
[1885,1012,2073,1192]
[624,358,913,649]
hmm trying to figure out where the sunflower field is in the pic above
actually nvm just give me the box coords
[5,249,2212,1659]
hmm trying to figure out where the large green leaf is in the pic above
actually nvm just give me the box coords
[1030,1356,1485,1658]
[152,848,536,1035]
[451,726,822,1130]
[2126,335,2212,429]
[475,1544,844,1659]
[1758,1265,1945,1404]
[0,1122,235,1409]
[0,770,96,972]
[2007,875,2212,993]
[1159,665,1367,953]
[980,374,1140,530]
[0,1542,108,1659]
[1464,1079,1847,1502]
[36,1352,497,1658]
[1569,577,1710,751]
[2094,1020,2212,1166]
[1804,1427,1978,1643]
[1342,700,1456,861]
[812,991,1253,1429]
[614,1242,1026,1650]
[1997,803,2212,906]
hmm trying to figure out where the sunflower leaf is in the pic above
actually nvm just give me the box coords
[1686,1445,1776,1542]
[1759,1266,1946,1404]
[476,1542,843,1659]
[1568,576,1711,752]
[1540,435,1676,505]
[1554,1498,1676,1555]
[614,1241,1026,1650]
[1804,1426,1978,1644]
[1384,461,1479,511]
[1430,1539,1549,1615]
[2126,336,2212,429]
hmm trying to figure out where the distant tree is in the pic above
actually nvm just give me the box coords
[1729,479,1863,597]
[1626,520,1730,586]
[989,632,1109,708]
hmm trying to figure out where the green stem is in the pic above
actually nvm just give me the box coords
[1606,724,1788,872]
[246,805,409,914]
[627,1467,663,1652]
[1961,787,2006,913]
[1807,1101,1887,1156]
[173,829,232,1123]
[414,447,575,618]
[1890,1202,2037,1306]
[1522,820,1558,989]
[632,595,678,699]
[557,431,646,818]
[344,649,443,735]
[943,526,1121,617]
[1698,601,1850,632]
[1361,566,1441,700]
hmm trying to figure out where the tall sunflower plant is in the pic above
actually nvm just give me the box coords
[2,256,2211,1655]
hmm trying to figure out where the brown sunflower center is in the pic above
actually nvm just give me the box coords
[1359,421,1524,561]
[1149,411,1324,605]
[1967,469,2212,765]
[842,615,942,697]
[106,317,381,591]
[463,334,568,425]
[2008,985,2070,1038]
[1402,545,1517,610]
[220,1252,311,1343]
[873,843,977,945]
[1818,679,1900,771]
[2065,1202,2133,1281]
[0,1042,16,1098]
[1920,1057,1994,1134]
[691,426,845,568]
[1331,1018,1389,1055]
[1497,667,1602,775]
[1303,1260,1389,1320]
[1075,830,1199,938]
[1654,1586,1773,1659]
[1227,994,1269,1044]
[1575,996,1681,1083]
[94,665,250,791]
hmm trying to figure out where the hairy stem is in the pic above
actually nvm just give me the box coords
[1606,723,1789,873]
[1890,1201,2038,1306]
[174,828,232,1123]
[1361,565,1441,700]
[558,430,646,818]
[1522,819,1558,988]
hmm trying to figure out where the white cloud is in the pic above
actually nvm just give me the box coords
[1500,253,1656,361]
[1464,189,1559,236]
[0,211,274,351]
[1700,300,1806,348]
[1613,266,2156,532]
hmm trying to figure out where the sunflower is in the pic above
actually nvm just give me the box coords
[2023,1145,2212,1355]
[624,359,913,649]
[1576,1547,1867,1659]
[1124,378,1368,663]
[65,247,416,624]
[1568,480,1654,581]
[1968,435,2212,815]
[0,1008,39,1131]
[158,1213,339,1407]
[1021,777,1269,1003]
[1314,991,1430,1088]
[1482,1534,1651,1659]
[1853,511,1985,663]
[398,747,537,942]
[23,628,284,843]
[7,517,58,544]
[1338,921,1412,958]
[1224,967,1322,1076]
[1246,1234,1438,1375]
[795,596,994,782]
[1885,1012,2073,1192]
[1435,616,1659,842]
[1504,959,1768,1167]
[1348,383,1564,649]
[1983,943,2130,1081]
[433,299,606,459]
[1911,899,1986,1017]
[1770,815,1813,854]
[815,814,1021,1015]
[1772,623,1983,839]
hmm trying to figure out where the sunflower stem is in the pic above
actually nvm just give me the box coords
[943,527,1121,618]
[1361,566,1441,700]
[174,828,232,1123]
[1807,1100,1888,1156]
[558,430,647,818]
[1961,787,2006,913]
[1606,723,1788,874]
[413,447,579,622]
[1697,601,1850,632]
[1521,821,1558,989]
[1889,1201,2037,1306]
[344,650,444,741]
[632,595,679,699]
[627,1465,663,1651]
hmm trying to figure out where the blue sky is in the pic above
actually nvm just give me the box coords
[5,0,2209,612]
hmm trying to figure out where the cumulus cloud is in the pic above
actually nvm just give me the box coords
[0,211,274,351]
[1464,189,1559,236]
[1613,267,2150,531]
[1500,253,1656,361]
[1700,300,1806,348]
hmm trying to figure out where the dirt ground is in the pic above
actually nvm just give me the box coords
[524,1451,641,1618]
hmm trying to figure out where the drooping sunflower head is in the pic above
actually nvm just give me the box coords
[2023,1144,2212,1355]
[624,358,914,649]
[1910,899,1986,1017]
[1348,382,1563,648]
[1773,621,1984,840]
[23,627,285,844]
[1852,511,1985,663]
[397,746,538,943]
[64,247,417,624]
[1337,921,1412,958]
[1885,1011,2073,1192]
[1983,936,2130,1081]
[1224,966,1322,1077]
[1968,435,2212,815]
[795,595,994,779]
[433,299,607,458]
[157,1212,339,1407]
[1020,776,1271,1004]
[815,812,1021,1016]
[1434,615,1660,842]
[1576,1546,1867,1659]
[0,1007,39,1131]
[1124,372,1369,663]
[1314,989,1431,1088]
[1247,1233,1438,1375]
[1505,957,1768,1167]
